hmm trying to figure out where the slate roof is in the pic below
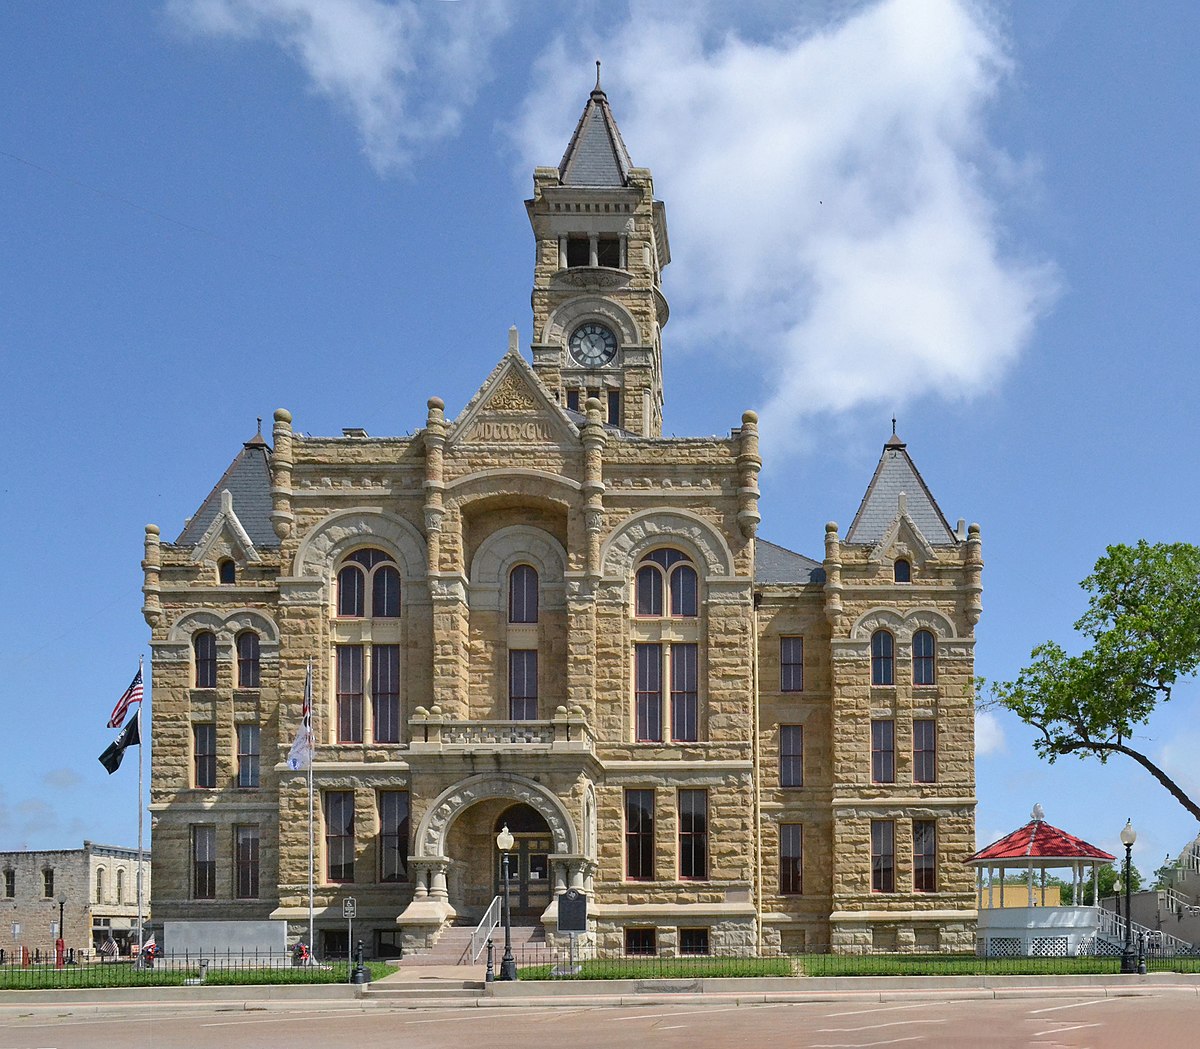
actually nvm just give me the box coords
[175,430,278,548]
[559,74,633,187]
[969,820,1116,865]
[755,539,826,585]
[845,432,956,546]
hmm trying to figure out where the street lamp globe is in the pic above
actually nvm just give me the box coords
[1120,819,1136,847]
[497,825,514,852]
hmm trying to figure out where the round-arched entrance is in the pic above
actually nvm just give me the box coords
[494,804,553,917]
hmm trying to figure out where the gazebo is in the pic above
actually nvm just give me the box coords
[968,804,1116,957]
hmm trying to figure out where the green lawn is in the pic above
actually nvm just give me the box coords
[518,956,794,980]
[0,961,394,990]
[795,953,1200,977]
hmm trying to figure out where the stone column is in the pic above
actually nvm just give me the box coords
[965,523,983,626]
[270,408,294,540]
[736,410,761,538]
[141,524,162,628]
[823,521,844,629]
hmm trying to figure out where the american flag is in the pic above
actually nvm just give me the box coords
[107,665,144,729]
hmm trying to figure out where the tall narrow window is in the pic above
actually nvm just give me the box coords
[624,789,655,880]
[912,630,936,686]
[670,643,698,742]
[913,719,937,784]
[780,823,803,894]
[669,564,698,617]
[871,819,895,893]
[780,636,804,692]
[597,234,621,267]
[780,725,803,788]
[635,565,663,617]
[379,791,410,882]
[678,790,708,880]
[634,643,662,742]
[218,559,236,584]
[566,389,581,412]
[508,565,539,624]
[871,630,894,686]
[234,826,260,899]
[871,719,895,784]
[337,566,365,617]
[116,869,124,903]
[325,791,355,882]
[194,631,217,688]
[893,558,911,583]
[509,650,538,720]
[192,825,216,900]
[336,645,364,743]
[42,869,54,898]
[607,389,621,426]
[3,870,14,898]
[372,644,401,743]
[193,723,217,788]
[373,565,401,618]
[913,819,937,893]
[236,724,260,788]
[95,869,105,904]
[236,631,260,689]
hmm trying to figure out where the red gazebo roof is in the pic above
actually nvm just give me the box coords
[969,819,1116,865]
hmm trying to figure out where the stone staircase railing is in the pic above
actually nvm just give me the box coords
[1098,906,1193,954]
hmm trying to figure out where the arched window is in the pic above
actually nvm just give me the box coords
[237,631,261,689]
[338,548,399,618]
[116,869,125,905]
[194,631,217,688]
[508,565,539,624]
[636,549,697,618]
[913,629,936,686]
[893,558,911,583]
[871,630,894,686]
[218,559,236,584]
[95,868,105,904]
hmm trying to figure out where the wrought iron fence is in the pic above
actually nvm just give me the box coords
[496,941,1200,980]
[0,948,383,990]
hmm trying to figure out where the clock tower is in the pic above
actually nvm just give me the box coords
[526,65,670,437]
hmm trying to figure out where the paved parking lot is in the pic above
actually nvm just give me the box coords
[3,990,1200,1049]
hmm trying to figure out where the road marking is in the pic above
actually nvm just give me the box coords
[825,1003,942,1018]
[657,1025,688,1029]
[1032,1022,1103,1036]
[608,1006,747,1021]
[810,1038,923,1048]
[819,1020,946,1032]
[1027,998,1119,1015]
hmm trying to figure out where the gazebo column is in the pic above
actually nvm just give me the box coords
[1027,865,1034,908]
[977,867,984,909]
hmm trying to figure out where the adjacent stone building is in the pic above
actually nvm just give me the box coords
[141,78,981,957]
[0,842,149,958]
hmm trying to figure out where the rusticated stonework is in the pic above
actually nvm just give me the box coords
[142,82,978,961]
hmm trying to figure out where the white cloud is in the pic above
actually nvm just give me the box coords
[168,0,512,173]
[975,710,1006,756]
[513,0,1056,449]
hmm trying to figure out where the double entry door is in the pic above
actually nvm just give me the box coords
[496,835,552,916]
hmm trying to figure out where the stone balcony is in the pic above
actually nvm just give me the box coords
[407,704,595,756]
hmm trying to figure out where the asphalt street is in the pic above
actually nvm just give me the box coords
[3,992,1199,1049]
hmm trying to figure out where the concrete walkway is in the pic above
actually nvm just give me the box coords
[3,970,1199,1018]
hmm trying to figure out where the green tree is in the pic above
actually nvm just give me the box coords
[991,541,1200,821]
[1059,863,1142,906]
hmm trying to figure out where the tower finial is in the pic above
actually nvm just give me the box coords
[257,416,263,437]
[594,59,603,94]
[891,414,897,436]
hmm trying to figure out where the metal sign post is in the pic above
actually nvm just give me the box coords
[342,897,356,981]
[554,889,587,976]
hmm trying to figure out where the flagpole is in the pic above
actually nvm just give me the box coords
[136,655,145,953]
[307,660,314,958]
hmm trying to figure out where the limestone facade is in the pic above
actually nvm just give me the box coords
[0,842,149,958]
[142,80,980,957]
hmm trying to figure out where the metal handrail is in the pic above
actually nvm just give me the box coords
[1098,906,1193,953]
[468,896,503,963]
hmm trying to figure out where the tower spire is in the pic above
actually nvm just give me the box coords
[594,59,603,95]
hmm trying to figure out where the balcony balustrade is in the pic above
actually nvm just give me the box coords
[407,705,594,755]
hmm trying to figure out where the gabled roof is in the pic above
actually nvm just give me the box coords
[559,68,633,187]
[176,427,277,549]
[969,819,1116,865]
[755,539,826,585]
[846,431,956,546]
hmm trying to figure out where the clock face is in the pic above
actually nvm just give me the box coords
[569,323,618,367]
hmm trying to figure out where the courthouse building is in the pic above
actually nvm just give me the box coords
[141,79,982,957]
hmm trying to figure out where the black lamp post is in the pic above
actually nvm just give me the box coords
[1120,819,1137,974]
[497,824,517,981]
[55,894,66,969]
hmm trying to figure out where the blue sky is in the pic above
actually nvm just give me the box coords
[2,0,1197,881]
